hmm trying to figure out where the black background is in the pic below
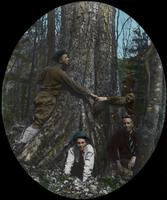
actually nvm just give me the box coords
[0,0,166,199]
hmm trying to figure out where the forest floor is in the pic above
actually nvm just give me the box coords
[7,124,133,199]
[24,165,132,199]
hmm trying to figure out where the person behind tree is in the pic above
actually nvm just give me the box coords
[94,73,136,124]
[108,115,139,177]
[64,130,95,182]
[19,50,98,144]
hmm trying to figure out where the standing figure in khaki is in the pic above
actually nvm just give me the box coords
[94,73,136,124]
[20,50,97,144]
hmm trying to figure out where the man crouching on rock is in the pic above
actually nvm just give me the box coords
[64,130,95,182]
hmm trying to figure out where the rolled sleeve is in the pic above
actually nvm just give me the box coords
[107,96,126,105]
[64,147,75,175]
[83,145,95,181]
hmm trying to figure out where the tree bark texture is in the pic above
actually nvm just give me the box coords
[18,2,117,176]
[47,10,55,65]
[137,44,166,170]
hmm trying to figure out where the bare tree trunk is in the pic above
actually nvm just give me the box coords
[18,2,117,177]
[137,45,166,170]
[24,24,38,125]
[47,10,55,65]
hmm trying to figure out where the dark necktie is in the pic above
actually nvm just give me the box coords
[128,134,135,155]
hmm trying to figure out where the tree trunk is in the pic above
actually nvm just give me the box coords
[18,2,117,177]
[137,44,166,170]
[47,10,55,65]
[24,24,38,125]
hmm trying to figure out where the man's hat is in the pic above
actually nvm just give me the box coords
[72,130,90,142]
[52,49,67,63]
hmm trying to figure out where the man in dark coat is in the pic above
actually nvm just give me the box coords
[108,115,139,177]
[19,50,97,144]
